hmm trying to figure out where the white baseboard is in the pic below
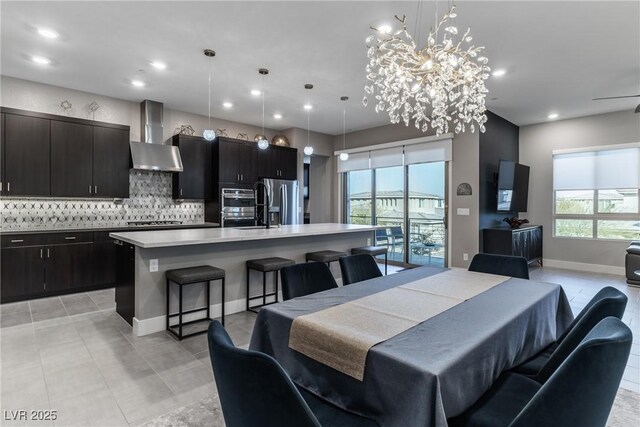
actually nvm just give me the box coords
[542,259,625,276]
[133,298,248,337]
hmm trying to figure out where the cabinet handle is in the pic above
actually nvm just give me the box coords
[180,188,183,196]
[94,185,97,194]
[241,174,243,181]
[10,239,24,243]
[64,236,76,240]
[40,248,43,259]
[89,185,92,194]
[46,248,50,258]
[0,181,2,192]
[6,182,9,192]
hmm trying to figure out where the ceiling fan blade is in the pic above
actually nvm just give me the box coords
[592,95,640,100]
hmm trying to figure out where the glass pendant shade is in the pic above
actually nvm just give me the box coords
[303,146,314,156]
[339,152,349,161]
[203,129,216,141]
[257,139,269,150]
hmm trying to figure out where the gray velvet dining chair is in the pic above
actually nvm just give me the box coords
[448,317,632,427]
[207,320,378,427]
[339,254,383,286]
[468,253,530,279]
[280,262,338,301]
[512,286,628,377]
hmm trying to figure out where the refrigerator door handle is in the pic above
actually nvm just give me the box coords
[281,184,287,225]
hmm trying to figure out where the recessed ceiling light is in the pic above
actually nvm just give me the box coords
[37,28,59,39]
[131,80,145,87]
[303,104,313,110]
[150,61,167,70]
[378,24,392,34]
[223,102,233,108]
[251,89,261,96]
[31,55,51,65]
[492,69,506,77]
[547,113,559,119]
[273,113,282,119]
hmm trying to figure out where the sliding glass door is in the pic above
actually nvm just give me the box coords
[407,162,447,267]
[375,167,405,263]
[344,162,447,267]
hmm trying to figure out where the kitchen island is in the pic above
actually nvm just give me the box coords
[110,223,379,336]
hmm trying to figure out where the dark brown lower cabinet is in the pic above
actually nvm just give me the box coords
[482,225,543,266]
[1,246,45,300]
[0,232,115,303]
[45,243,93,293]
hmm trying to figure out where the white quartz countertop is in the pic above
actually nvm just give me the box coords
[109,223,380,248]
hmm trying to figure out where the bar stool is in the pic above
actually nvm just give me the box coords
[246,257,295,313]
[166,265,225,340]
[305,250,348,272]
[351,246,388,275]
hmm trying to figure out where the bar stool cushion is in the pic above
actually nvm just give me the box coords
[166,265,225,285]
[626,243,640,255]
[247,257,295,272]
[351,246,387,256]
[306,250,349,263]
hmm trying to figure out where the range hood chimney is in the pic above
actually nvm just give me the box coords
[130,100,183,172]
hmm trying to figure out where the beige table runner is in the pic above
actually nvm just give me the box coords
[289,269,509,380]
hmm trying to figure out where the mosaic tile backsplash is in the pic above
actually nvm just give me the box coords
[0,171,204,231]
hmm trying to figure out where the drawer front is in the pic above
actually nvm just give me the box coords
[44,232,94,245]
[93,231,116,242]
[1,234,46,247]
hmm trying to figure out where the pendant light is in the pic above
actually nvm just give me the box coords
[202,49,216,141]
[303,109,314,156]
[257,68,270,150]
[339,96,349,161]
[303,83,314,156]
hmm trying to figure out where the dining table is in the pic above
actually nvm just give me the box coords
[249,265,573,427]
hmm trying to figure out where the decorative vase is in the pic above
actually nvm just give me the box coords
[272,134,290,147]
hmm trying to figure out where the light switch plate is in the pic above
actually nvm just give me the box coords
[150,259,158,272]
[457,208,470,216]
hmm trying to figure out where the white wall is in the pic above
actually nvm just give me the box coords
[519,110,640,270]
[0,75,279,143]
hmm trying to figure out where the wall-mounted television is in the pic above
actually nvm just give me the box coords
[497,160,530,213]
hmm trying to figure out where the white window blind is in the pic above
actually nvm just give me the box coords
[553,147,640,190]
[337,151,370,173]
[404,139,452,165]
[370,147,404,169]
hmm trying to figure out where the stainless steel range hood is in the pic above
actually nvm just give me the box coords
[130,100,183,172]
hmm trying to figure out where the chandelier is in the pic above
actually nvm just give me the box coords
[363,5,490,135]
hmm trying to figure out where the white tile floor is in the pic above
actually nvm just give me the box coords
[0,265,638,426]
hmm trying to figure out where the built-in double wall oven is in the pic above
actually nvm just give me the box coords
[220,188,257,228]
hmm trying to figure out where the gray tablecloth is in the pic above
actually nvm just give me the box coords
[249,266,573,427]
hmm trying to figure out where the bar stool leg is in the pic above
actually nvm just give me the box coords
[275,271,279,303]
[178,284,183,339]
[385,252,388,275]
[221,277,225,326]
[262,271,267,306]
[246,266,250,311]
[206,279,211,321]
[166,279,171,330]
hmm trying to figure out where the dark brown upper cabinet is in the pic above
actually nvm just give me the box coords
[0,108,130,199]
[51,121,93,197]
[172,134,211,200]
[3,113,51,196]
[93,126,130,198]
[217,138,257,185]
[257,145,298,180]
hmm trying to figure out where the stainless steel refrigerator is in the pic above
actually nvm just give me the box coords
[258,178,299,226]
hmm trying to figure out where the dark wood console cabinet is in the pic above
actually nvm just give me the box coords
[482,225,543,266]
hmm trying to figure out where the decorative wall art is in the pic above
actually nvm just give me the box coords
[60,100,73,115]
[456,183,473,196]
[87,101,101,120]
[174,124,196,136]
[236,133,249,141]
[216,128,228,137]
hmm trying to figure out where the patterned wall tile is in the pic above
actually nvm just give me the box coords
[0,171,204,231]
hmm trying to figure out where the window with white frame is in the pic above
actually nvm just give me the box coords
[552,144,640,240]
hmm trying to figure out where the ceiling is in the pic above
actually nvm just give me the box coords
[1,1,638,135]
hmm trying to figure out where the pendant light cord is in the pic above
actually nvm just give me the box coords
[262,74,265,136]
[307,110,310,146]
[208,57,211,129]
[343,107,346,150]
